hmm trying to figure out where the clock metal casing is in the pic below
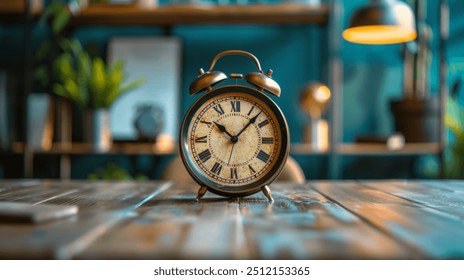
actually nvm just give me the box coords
[179,85,289,198]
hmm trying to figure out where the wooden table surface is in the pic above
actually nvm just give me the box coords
[0,180,463,260]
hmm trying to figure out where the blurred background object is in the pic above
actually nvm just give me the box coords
[300,82,330,151]
[343,0,416,44]
[133,104,164,142]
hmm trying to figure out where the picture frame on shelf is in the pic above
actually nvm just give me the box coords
[107,37,182,151]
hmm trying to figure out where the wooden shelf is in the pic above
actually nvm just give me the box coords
[290,143,329,155]
[4,142,176,155]
[0,0,42,21]
[71,3,329,26]
[291,143,442,156]
[338,143,441,155]
[0,1,28,14]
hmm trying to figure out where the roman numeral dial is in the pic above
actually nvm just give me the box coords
[186,92,283,187]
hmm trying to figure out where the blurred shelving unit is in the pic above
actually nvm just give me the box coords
[71,3,329,26]
[291,143,441,156]
[0,1,444,179]
[0,0,42,22]
[61,2,333,179]
[1,2,332,179]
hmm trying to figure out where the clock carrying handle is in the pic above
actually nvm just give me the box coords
[189,50,281,97]
[206,50,263,73]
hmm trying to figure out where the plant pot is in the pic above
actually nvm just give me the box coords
[83,109,112,152]
[390,97,441,143]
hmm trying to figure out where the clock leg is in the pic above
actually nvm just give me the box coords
[196,186,208,202]
[261,185,274,202]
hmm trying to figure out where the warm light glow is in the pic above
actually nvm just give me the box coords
[314,85,331,103]
[300,83,331,118]
[343,25,417,44]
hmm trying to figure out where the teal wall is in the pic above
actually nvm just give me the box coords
[1,0,464,179]
[72,24,323,143]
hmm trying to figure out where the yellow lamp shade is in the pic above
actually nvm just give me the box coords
[343,0,417,44]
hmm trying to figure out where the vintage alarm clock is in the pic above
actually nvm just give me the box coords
[179,50,289,202]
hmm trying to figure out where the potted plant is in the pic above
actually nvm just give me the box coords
[52,39,143,151]
[390,25,441,143]
[390,9,441,143]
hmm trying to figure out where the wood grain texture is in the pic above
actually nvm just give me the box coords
[79,183,249,259]
[240,183,413,259]
[0,179,40,193]
[72,4,329,26]
[0,181,172,259]
[0,211,127,259]
[79,182,413,259]
[361,180,464,220]
[1,180,463,259]
[39,181,171,212]
[313,181,464,259]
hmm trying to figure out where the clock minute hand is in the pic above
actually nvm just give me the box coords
[235,111,262,139]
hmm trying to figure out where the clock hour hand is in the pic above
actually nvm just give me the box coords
[235,111,262,139]
[213,121,234,139]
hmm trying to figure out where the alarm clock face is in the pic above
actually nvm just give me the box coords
[180,85,289,197]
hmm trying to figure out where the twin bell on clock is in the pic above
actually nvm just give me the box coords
[179,50,289,202]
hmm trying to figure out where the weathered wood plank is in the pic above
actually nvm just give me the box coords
[0,181,93,204]
[313,181,464,259]
[362,180,464,220]
[80,182,413,259]
[0,211,130,259]
[0,181,173,259]
[2,180,463,259]
[0,179,41,193]
[420,180,464,193]
[79,182,249,259]
[39,181,171,212]
[239,183,414,259]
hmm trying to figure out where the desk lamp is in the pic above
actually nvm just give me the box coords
[343,0,416,44]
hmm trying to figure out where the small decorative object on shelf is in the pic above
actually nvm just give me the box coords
[133,104,163,142]
[299,81,330,151]
[136,0,158,8]
[179,50,289,202]
[355,133,405,151]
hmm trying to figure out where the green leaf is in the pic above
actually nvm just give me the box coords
[40,2,61,24]
[63,79,85,108]
[446,98,464,139]
[34,41,52,62]
[75,52,92,108]
[52,6,71,34]
[33,66,49,86]
[54,52,76,82]
[119,78,144,95]
[53,84,69,98]
[90,57,107,108]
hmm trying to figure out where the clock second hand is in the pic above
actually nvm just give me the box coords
[227,143,235,165]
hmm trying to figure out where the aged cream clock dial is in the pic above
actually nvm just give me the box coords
[180,50,289,201]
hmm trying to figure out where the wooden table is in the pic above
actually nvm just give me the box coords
[0,180,463,259]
